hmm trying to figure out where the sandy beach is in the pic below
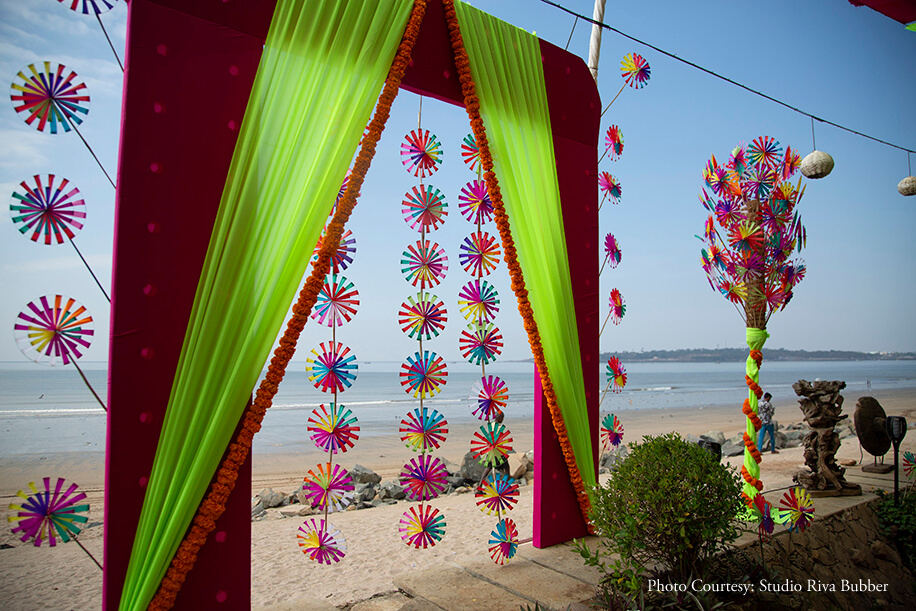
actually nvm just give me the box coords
[1,387,913,609]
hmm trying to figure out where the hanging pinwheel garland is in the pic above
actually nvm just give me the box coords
[396,125,451,549]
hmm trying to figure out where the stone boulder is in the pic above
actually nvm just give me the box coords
[507,453,529,480]
[349,464,381,485]
[354,482,378,503]
[257,488,287,509]
[700,430,726,447]
[459,451,487,483]
[721,433,745,458]
[379,480,406,500]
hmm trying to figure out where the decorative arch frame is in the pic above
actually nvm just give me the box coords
[106,1,598,608]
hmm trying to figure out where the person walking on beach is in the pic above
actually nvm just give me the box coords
[757,392,778,454]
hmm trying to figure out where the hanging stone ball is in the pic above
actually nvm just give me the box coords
[800,150,835,179]
[898,176,916,197]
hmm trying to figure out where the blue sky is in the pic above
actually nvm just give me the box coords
[1,0,915,366]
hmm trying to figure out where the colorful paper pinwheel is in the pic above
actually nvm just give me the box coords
[777,487,814,533]
[402,184,448,232]
[475,473,519,516]
[399,504,446,549]
[297,519,346,564]
[401,239,448,289]
[620,52,651,89]
[461,133,481,172]
[747,136,783,170]
[10,62,90,134]
[606,357,627,393]
[8,477,89,546]
[58,1,117,15]
[459,322,503,366]
[306,341,358,394]
[458,279,500,324]
[599,413,624,450]
[14,295,93,366]
[599,172,621,206]
[471,421,513,467]
[400,454,449,501]
[11,174,86,244]
[459,231,501,277]
[399,293,448,341]
[401,129,442,178]
[604,125,624,161]
[399,406,449,453]
[311,274,359,328]
[753,493,775,539]
[469,375,508,421]
[313,228,356,273]
[601,233,621,274]
[458,179,493,225]
[399,350,448,399]
[302,463,354,513]
[904,451,915,479]
[608,289,626,325]
[307,403,359,454]
[488,518,519,565]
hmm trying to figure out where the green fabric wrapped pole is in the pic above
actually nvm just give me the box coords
[454,1,596,492]
[744,327,769,509]
[119,1,414,608]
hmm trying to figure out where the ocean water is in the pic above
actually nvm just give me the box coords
[1,359,914,456]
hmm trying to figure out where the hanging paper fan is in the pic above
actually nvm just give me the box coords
[401,129,442,178]
[620,53,651,89]
[11,174,86,245]
[488,518,519,565]
[399,406,449,453]
[459,231,501,277]
[11,62,90,134]
[302,463,354,513]
[753,493,775,538]
[398,293,448,341]
[599,413,624,450]
[306,341,358,394]
[58,1,117,15]
[312,228,356,273]
[606,357,627,393]
[297,518,346,564]
[604,125,624,161]
[904,451,915,479]
[458,179,493,225]
[399,503,446,549]
[8,477,89,546]
[777,487,814,533]
[457,279,500,324]
[598,172,622,204]
[460,133,481,172]
[604,233,621,269]
[459,322,503,366]
[469,375,508,421]
[307,403,359,454]
[471,420,513,467]
[310,274,359,328]
[747,136,782,170]
[475,473,519,516]
[401,239,448,289]
[402,184,448,232]
[609,289,626,325]
[14,295,93,366]
[399,350,448,398]
[399,454,449,501]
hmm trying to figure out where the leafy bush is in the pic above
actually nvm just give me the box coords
[875,488,916,570]
[577,433,743,601]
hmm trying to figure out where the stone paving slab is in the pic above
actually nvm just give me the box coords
[254,597,339,611]
[516,540,601,587]
[457,555,595,610]
[394,565,531,611]
[350,592,444,611]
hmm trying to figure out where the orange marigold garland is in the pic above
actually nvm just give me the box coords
[441,0,593,531]
[147,2,428,609]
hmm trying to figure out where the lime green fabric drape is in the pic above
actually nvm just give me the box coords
[119,1,414,608]
[744,327,769,508]
[454,2,596,491]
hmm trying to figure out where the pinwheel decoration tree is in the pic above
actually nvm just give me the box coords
[696,136,808,511]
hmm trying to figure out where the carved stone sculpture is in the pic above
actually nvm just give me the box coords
[791,379,862,496]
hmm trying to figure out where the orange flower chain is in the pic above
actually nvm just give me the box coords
[147,1,428,608]
[740,348,765,506]
[441,0,593,530]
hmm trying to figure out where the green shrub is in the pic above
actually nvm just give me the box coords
[576,433,743,600]
[875,488,916,570]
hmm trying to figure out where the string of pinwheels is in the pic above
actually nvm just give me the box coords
[601,52,651,117]
[298,178,362,564]
[396,99,450,550]
[10,62,116,189]
[11,174,111,302]
[57,0,124,71]
[8,476,102,569]
[695,136,809,514]
[14,294,107,411]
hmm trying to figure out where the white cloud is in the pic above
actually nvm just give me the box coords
[1,253,112,274]
[0,128,49,170]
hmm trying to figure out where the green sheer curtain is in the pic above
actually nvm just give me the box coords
[119,1,414,608]
[454,2,596,491]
